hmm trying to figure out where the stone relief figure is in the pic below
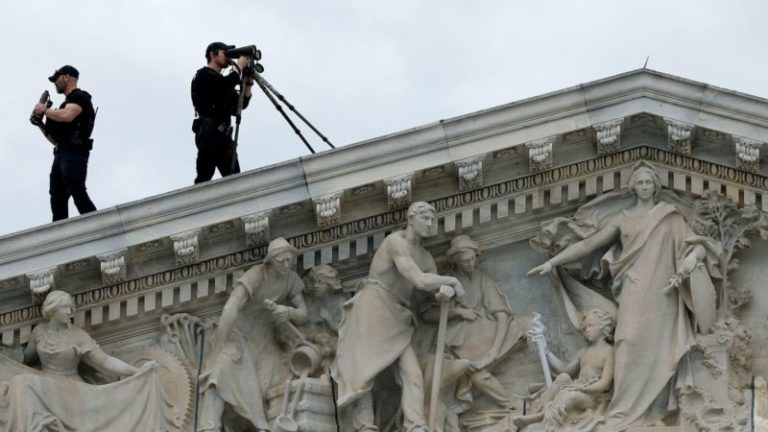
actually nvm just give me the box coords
[416,234,526,431]
[0,290,163,432]
[527,161,722,431]
[332,202,465,432]
[301,264,346,373]
[513,309,615,432]
[198,237,308,432]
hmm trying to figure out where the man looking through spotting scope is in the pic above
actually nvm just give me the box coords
[30,65,97,222]
[191,42,255,184]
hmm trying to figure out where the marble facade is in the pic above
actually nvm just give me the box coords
[1,69,768,431]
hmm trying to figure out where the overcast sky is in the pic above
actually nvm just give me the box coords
[1,1,766,236]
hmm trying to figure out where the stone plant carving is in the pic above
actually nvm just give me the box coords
[679,384,749,432]
[0,291,164,431]
[528,161,721,430]
[691,189,768,314]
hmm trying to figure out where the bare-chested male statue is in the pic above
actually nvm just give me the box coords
[332,201,465,432]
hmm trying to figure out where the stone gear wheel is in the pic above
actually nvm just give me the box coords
[119,345,194,431]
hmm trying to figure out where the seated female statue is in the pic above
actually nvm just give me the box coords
[0,290,164,432]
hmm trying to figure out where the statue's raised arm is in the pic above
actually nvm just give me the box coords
[527,161,721,431]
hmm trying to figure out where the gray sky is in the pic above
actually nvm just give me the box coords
[1,0,767,235]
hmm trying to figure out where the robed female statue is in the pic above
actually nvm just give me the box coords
[528,162,721,430]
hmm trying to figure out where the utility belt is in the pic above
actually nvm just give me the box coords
[192,116,232,137]
[52,130,93,152]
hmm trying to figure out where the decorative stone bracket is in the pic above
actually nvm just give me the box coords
[96,249,127,285]
[525,138,554,172]
[314,192,343,229]
[241,211,271,247]
[383,174,413,209]
[170,229,201,266]
[734,136,763,172]
[456,156,483,191]
[593,118,623,155]
[26,266,57,302]
[665,119,695,155]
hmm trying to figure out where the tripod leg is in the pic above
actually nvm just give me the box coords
[255,79,316,154]
[255,74,335,149]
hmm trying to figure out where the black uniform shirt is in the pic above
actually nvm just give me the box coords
[191,67,250,125]
[45,89,95,151]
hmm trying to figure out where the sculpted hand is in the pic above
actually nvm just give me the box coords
[435,285,455,302]
[663,273,682,296]
[456,308,478,321]
[527,261,553,277]
[563,383,585,391]
[681,252,700,275]
[272,306,291,324]
[664,253,701,295]
[469,350,497,372]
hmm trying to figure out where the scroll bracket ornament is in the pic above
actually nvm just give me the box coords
[593,118,624,155]
[665,118,695,155]
[96,249,128,285]
[383,174,414,209]
[455,156,483,191]
[314,192,343,229]
[170,229,201,266]
[734,136,763,172]
[525,138,554,172]
[241,211,271,247]
[26,266,57,302]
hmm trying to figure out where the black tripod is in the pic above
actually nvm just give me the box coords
[231,62,335,172]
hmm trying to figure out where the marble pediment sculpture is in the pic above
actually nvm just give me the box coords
[0,70,767,432]
[0,291,165,432]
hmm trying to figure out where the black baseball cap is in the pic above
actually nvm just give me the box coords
[48,65,79,82]
[206,42,235,57]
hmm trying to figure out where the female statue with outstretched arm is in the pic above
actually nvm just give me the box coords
[527,162,720,431]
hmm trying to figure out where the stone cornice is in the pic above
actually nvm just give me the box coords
[2,146,767,344]
[2,69,768,283]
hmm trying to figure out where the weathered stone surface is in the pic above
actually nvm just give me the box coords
[1,69,768,431]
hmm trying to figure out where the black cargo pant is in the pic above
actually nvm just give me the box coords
[49,149,97,221]
[194,119,240,184]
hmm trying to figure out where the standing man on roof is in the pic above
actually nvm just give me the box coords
[191,42,254,184]
[31,65,97,222]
